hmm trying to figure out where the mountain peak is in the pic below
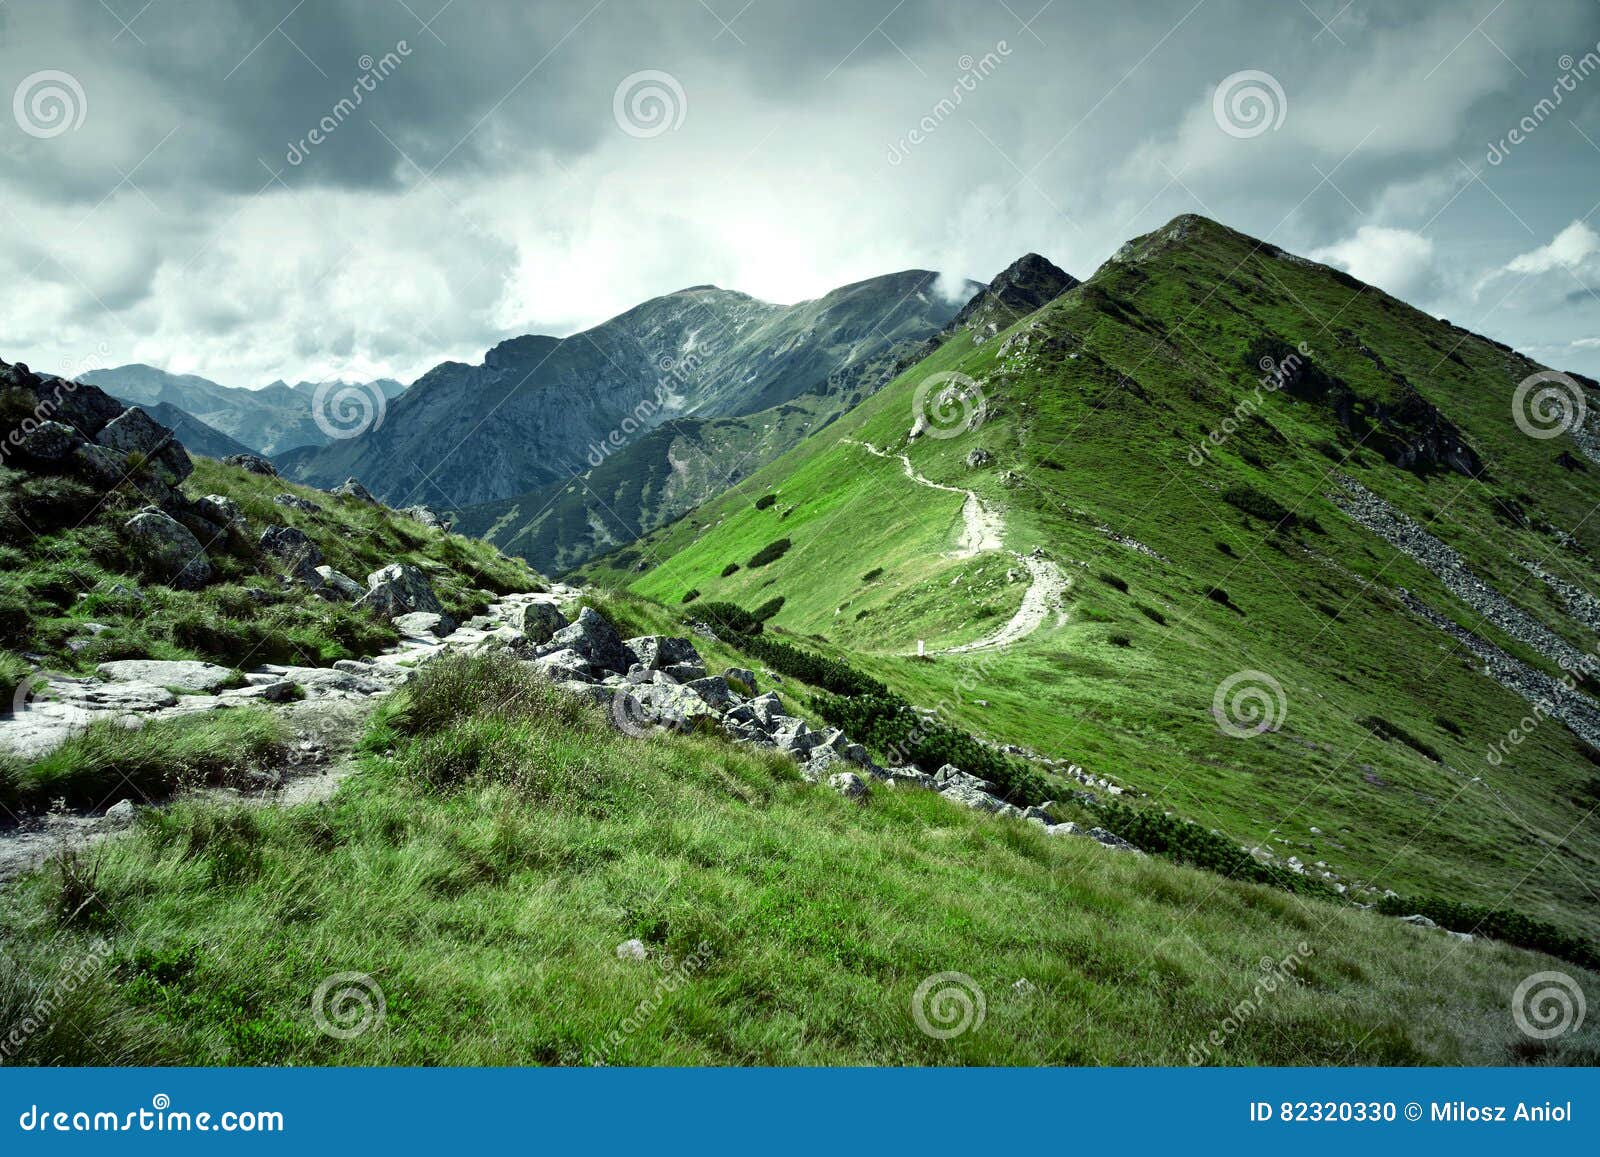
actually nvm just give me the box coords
[950,251,1078,342]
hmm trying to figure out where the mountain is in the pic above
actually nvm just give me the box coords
[271,376,407,401]
[452,256,1076,574]
[80,364,406,457]
[279,270,982,509]
[577,213,1600,947]
[140,401,256,460]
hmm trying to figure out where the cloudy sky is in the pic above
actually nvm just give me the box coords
[2,0,1599,388]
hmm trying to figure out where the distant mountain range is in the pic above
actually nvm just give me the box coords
[79,365,405,457]
[275,270,984,509]
[452,254,1079,573]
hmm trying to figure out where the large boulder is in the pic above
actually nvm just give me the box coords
[123,509,212,589]
[314,565,364,601]
[258,525,324,586]
[97,659,236,693]
[12,367,125,440]
[520,602,568,645]
[14,420,82,462]
[625,635,703,671]
[402,504,452,532]
[94,406,192,486]
[193,494,245,531]
[550,607,631,674]
[223,453,278,476]
[273,493,322,513]
[355,562,452,628]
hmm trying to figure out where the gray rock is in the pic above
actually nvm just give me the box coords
[1086,827,1142,853]
[70,441,132,490]
[331,477,379,503]
[550,607,630,674]
[746,691,788,727]
[258,525,324,587]
[219,679,298,702]
[966,447,992,468]
[533,648,595,683]
[356,562,450,624]
[1022,805,1055,825]
[1398,914,1438,928]
[772,716,820,755]
[560,681,616,707]
[661,662,708,683]
[94,405,192,485]
[123,509,212,589]
[401,504,452,531]
[273,493,322,513]
[1045,822,1085,838]
[616,938,648,961]
[192,494,245,531]
[625,635,703,672]
[104,799,136,825]
[722,667,758,695]
[223,453,277,476]
[314,566,364,601]
[393,611,453,638]
[629,680,721,729]
[884,767,937,790]
[683,675,735,710]
[97,659,237,693]
[828,771,868,799]
[16,420,82,461]
[520,601,568,645]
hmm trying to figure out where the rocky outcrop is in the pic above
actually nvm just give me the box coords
[402,505,452,532]
[549,607,631,674]
[94,406,193,486]
[123,509,212,590]
[520,601,568,644]
[259,525,324,587]
[224,453,277,476]
[354,562,452,630]
[331,478,378,504]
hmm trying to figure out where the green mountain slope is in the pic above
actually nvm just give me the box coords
[579,214,1600,943]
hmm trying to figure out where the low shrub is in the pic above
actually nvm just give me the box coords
[1375,894,1598,971]
[752,597,785,622]
[747,538,792,568]
[720,563,740,578]
[754,494,777,511]
[1095,804,1332,897]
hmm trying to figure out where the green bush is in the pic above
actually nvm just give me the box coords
[752,596,785,622]
[720,563,740,578]
[681,589,700,604]
[747,538,792,568]
[686,601,764,637]
[754,494,777,511]
[1222,485,1296,528]
[1375,894,1598,971]
[1095,804,1332,897]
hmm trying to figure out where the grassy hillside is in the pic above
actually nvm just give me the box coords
[578,215,1600,944]
[0,454,539,681]
[4,650,1593,1066]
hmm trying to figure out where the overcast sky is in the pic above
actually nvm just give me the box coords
[2,0,1599,388]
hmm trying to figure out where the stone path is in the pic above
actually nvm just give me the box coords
[847,438,1069,653]
[0,585,576,882]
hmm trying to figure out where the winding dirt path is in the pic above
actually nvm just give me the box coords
[847,439,1067,653]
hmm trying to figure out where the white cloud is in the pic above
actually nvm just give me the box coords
[1505,221,1600,275]
[1309,227,1440,300]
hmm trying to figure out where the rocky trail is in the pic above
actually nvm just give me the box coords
[847,439,1068,653]
[0,587,575,882]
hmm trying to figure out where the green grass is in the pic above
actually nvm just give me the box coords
[0,709,287,812]
[576,214,1600,945]
[0,455,543,681]
[2,653,1594,1066]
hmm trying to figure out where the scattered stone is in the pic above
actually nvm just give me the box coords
[314,566,364,601]
[16,420,81,462]
[615,939,648,961]
[259,525,324,587]
[402,505,452,532]
[828,772,868,799]
[1398,914,1438,928]
[273,493,322,513]
[1012,978,1038,995]
[393,612,454,639]
[104,799,136,825]
[1086,827,1142,853]
[123,509,212,590]
[549,608,631,674]
[94,406,192,485]
[520,602,568,645]
[192,494,245,531]
[625,635,703,672]
[97,659,237,693]
[966,447,992,468]
[356,562,452,627]
[223,453,277,476]
[331,477,379,503]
